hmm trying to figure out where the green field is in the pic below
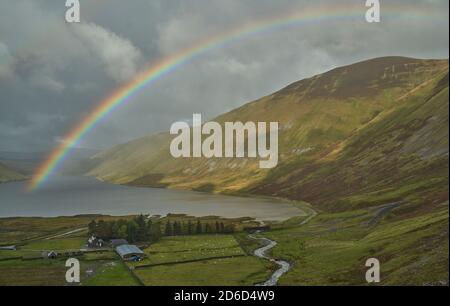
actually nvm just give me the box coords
[21,237,86,251]
[0,259,68,286]
[0,198,447,286]
[0,215,129,246]
[83,261,140,286]
[132,235,245,267]
[0,216,274,286]
[130,235,272,286]
[134,257,271,286]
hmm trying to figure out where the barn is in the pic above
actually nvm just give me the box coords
[115,244,145,261]
[111,239,129,248]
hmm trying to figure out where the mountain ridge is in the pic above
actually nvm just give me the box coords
[85,56,449,213]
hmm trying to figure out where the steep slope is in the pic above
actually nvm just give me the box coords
[0,162,26,183]
[250,69,449,212]
[86,57,448,212]
[83,57,449,285]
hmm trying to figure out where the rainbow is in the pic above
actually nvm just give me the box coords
[28,3,446,191]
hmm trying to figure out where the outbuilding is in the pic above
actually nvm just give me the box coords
[111,239,129,248]
[47,251,58,259]
[115,244,145,261]
[0,246,16,251]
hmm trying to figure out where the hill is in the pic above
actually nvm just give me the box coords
[0,162,26,183]
[86,56,449,212]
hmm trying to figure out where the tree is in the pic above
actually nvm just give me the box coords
[127,221,139,242]
[205,223,212,234]
[171,221,177,236]
[224,224,235,233]
[111,222,120,238]
[165,221,173,236]
[96,220,113,239]
[150,221,162,242]
[196,220,203,235]
[146,220,153,242]
[178,222,183,235]
[135,215,148,242]
[215,222,220,233]
[187,221,194,235]
[88,220,97,235]
[117,224,128,239]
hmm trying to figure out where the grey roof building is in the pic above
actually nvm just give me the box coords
[116,244,145,261]
[111,239,129,248]
[0,246,16,251]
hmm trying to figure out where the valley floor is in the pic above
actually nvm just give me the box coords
[265,201,449,285]
[0,199,448,286]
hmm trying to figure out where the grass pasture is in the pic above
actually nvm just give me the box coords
[83,260,140,286]
[0,216,273,286]
[131,235,272,286]
[134,256,271,286]
[21,237,86,251]
[132,235,245,267]
[0,258,68,286]
[0,199,447,286]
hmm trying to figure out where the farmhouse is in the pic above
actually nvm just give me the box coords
[116,244,145,261]
[87,236,105,248]
[46,251,58,259]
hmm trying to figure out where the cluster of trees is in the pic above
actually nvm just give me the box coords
[88,215,161,243]
[88,216,236,242]
[164,220,235,236]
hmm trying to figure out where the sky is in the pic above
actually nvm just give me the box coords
[0,0,448,153]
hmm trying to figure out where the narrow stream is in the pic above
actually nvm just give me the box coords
[250,232,292,286]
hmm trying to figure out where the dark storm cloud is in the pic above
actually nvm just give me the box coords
[0,0,448,152]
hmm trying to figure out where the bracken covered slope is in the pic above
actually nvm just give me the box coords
[86,56,449,212]
[82,56,449,285]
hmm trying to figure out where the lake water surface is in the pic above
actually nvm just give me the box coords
[0,176,304,221]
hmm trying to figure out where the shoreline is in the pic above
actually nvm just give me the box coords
[1,175,315,221]
[92,175,315,217]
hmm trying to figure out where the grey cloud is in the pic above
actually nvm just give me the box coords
[0,41,13,80]
[0,0,448,153]
[72,22,144,83]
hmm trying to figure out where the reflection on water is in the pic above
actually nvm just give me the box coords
[0,176,304,221]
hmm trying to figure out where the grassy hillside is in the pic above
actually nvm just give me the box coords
[86,57,449,209]
[82,57,448,285]
[250,67,449,212]
[0,162,26,183]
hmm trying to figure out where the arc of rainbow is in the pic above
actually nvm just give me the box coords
[28,3,445,191]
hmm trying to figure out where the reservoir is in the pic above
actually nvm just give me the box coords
[0,176,304,221]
